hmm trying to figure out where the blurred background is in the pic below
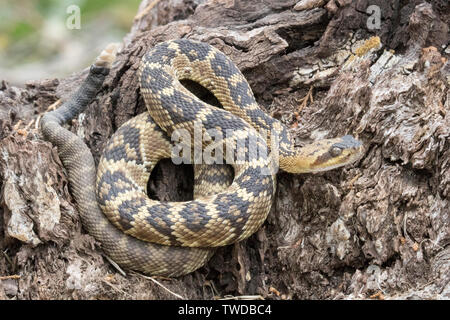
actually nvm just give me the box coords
[0,0,142,85]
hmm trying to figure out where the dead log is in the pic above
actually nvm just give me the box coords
[0,0,448,299]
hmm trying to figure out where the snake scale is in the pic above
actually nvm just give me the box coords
[41,39,363,277]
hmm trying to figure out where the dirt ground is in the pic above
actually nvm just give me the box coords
[0,0,449,299]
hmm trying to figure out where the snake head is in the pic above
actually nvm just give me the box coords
[280,135,364,173]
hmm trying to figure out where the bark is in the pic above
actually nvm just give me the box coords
[0,0,448,299]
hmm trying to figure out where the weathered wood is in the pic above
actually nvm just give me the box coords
[0,0,448,299]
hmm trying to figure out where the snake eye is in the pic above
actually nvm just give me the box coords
[329,146,343,157]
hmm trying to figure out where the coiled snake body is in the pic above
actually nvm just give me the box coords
[41,39,363,277]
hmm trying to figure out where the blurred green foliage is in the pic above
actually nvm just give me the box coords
[0,0,141,80]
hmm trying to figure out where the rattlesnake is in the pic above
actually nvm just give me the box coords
[41,39,363,276]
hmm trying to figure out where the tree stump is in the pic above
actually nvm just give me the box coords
[0,0,448,299]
